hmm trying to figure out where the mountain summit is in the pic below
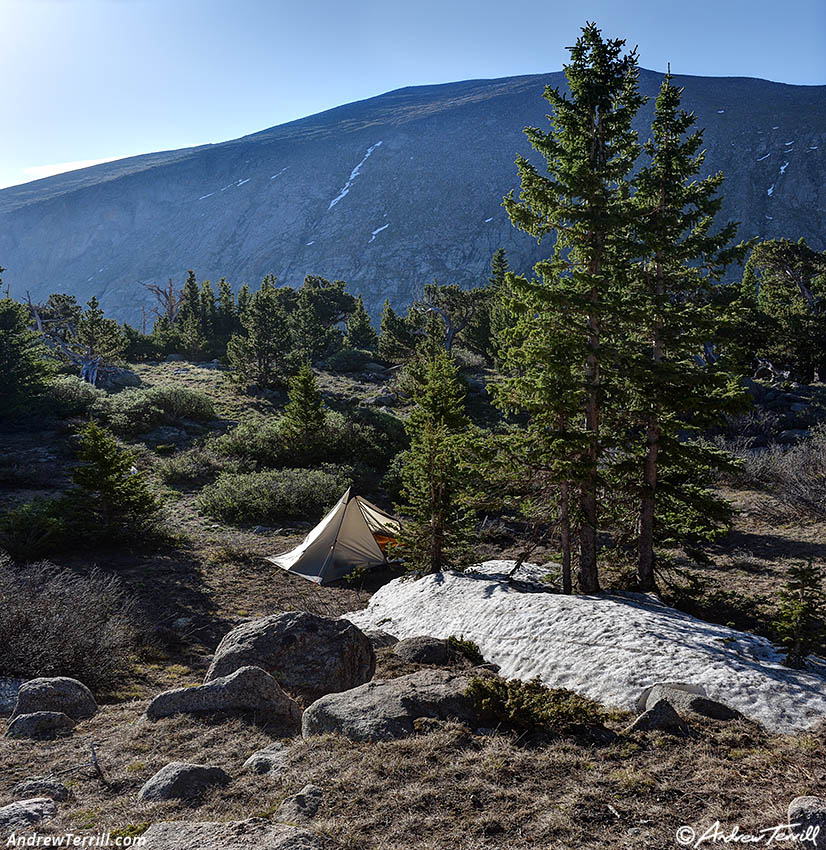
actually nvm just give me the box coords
[1,69,823,320]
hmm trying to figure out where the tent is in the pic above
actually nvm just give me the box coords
[265,488,401,585]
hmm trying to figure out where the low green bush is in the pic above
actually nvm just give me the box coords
[145,385,215,421]
[93,385,215,436]
[156,442,246,486]
[448,635,485,664]
[324,348,378,373]
[197,465,351,524]
[49,375,103,417]
[466,676,605,734]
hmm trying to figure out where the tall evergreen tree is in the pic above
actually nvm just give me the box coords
[502,23,644,592]
[378,299,418,363]
[0,294,54,417]
[199,279,217,342]
[236,283,251,320]
[397,349,471,573]
[344,294,378,350]
[630,72,746,589]
[217,277,237,340]
[282,363,326,436]
[178,270,201,326]
[76,296,126,362]
[226,280,290,387]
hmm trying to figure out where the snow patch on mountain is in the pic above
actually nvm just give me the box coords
[368,223,389,243]
[328,141,383,210]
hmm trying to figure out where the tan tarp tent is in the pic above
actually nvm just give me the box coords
[265,488,401,585]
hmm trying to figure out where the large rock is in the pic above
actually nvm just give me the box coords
[788,797,826,850]
[140,818,336,849]
[277,784,323,822]
[625,699,691,736]
[0,798,57,834]
[243,742,290,775]
[11,677,97,721]
[636,683,740,721]
[0,678,22,715]
[11,779,70,802]
[137,762,231,802]
[364,630,398,649]
[96,367,141,390]
[5,711,75,739]
[145,666,301,726]
[392,636,462,666]
[205,612,375,701]
[302,668,492,742]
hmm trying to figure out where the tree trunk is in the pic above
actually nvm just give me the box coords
[560,480,572,594]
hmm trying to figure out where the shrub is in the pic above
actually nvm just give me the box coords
[49,375,103,417]
[772,561,826,668]
[198,466,350,524]
[324,348,377,373]
[448,635,484,664]
[0,501,64,562]
[93,385,215,436]
[156,442,246,486]
[0,554,143,689]
[466,676,605,734]
[144,385,215,421]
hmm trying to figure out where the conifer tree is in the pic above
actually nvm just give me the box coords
[397,349,471,573]
[772,561,826,669]
[76,296,126,362]
[0,294,54,417]
[236,283,251,320]
[226,280,290,387]
[60,421,160,540]
[630,71,746,589]
[344,294,378,350]
[199,279,217,341]
[282,363,326,436]
[178,270,201,325]
[378,299,418,363]
[178,312,207,361]
[502,23,644,592]
[217,277,236,339]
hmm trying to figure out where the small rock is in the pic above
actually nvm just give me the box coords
[145,666,301,726]
[276,784,323,822]
[365,630,399,649]
[625,699,691,735]
[242,742,290,775]
[0,678,22,715]
[252,526,272,535]
[11,779,70,802]
[791,402,809,413]
[165,354,184,362]
[172,616,193,633]
[0,798,57,833]
[11,677,97,721]
[777,428,810,444]
[144,425,188,444]
[96,367,142,390]
[362,362,387,374]
[368,393,396,407]
[788,797,826,849]
[6,712,76,739]
[637,684,740,721]
[393,636,462,666]
[137,762,231,802]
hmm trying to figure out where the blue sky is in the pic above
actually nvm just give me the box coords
[1,0,824,189]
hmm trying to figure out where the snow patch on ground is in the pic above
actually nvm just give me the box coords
[237,178,250,186]
[306,241,315,246]
[767,184,775,197]
[717,109,725,113]
[368,223,389,243]
[198,192,215,200]
[344,563,826,732]
[328,141,382,209]
[485,217,493,222]
[780,162,789,174]
[756,153,770,162]
[270,167,289,180]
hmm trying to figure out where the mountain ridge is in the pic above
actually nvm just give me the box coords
[1,68,824,321]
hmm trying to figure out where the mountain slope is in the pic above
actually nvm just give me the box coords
[1,69,824,321]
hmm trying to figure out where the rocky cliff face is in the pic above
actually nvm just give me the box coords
[1,69,823,322]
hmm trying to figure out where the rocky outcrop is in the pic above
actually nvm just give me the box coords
[5,711,75,739]
[625,699,691,735]
[138,762,231,802]
[205,613,375,701]
[11,677,97,721]
[364,630,399,649]
[0,798,57,835]
[140,818,337,849]
[243,742,290,775]
[276,784,323,822]
[636,684,740,721]
[145,666,301,726]
[302,668,492,742]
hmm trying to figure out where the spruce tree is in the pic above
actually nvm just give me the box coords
[0,295,54,417]
[772,561,826,669]
[236,283,251,319]
[378,299,418,363]
[344,294,378,350]
[178,270,201,326]
[226,280,290,387]
[282,363,326,437]
[502,23,644,592]
[217,277,236,339]
[199,279,217,343]
[76,296,126,362]
[397,349,471,573]
[630,71,746,589]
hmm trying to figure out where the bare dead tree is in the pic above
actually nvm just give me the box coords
[142,278,183,323]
